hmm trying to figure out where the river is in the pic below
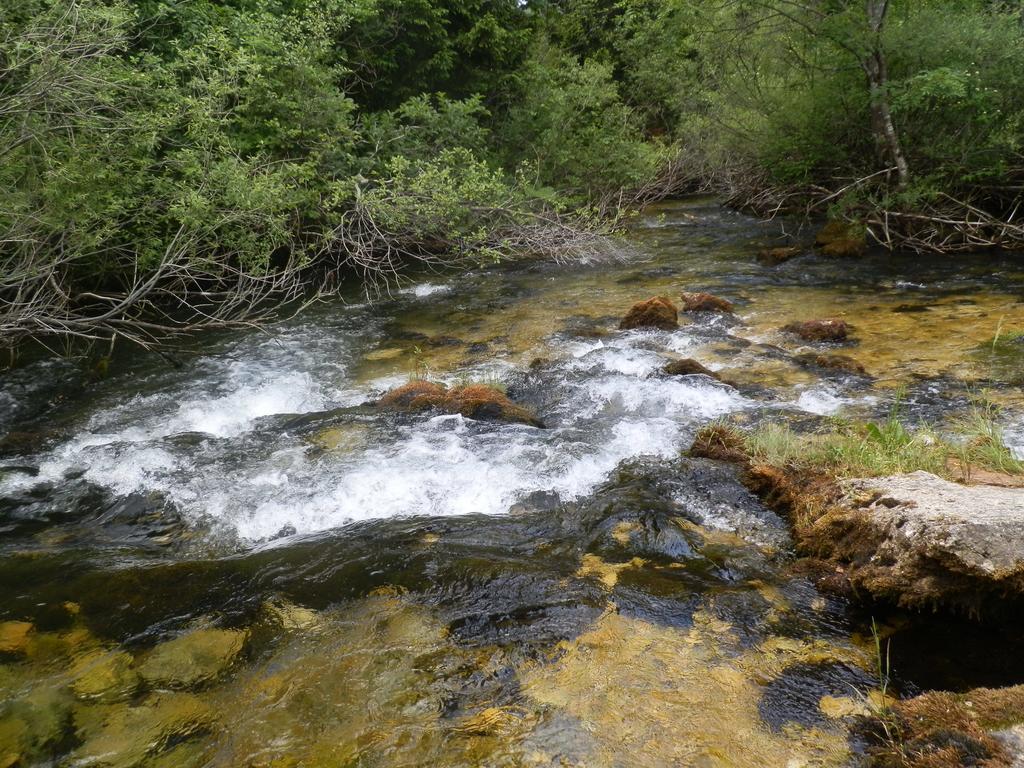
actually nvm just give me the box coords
[2,198,1023,766]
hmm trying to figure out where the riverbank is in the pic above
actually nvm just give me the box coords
[687,417,1024,766]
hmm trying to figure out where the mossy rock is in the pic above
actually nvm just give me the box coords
[757,246,801,266]
[71,649,139,702]
[137,627,247,690]
[619,296,679,330]
[378,381,543,427]
[377,380,448,410]
[444,384,544,427]
[814,220,866,257]
[782,319,850,343]
[680,291,734,313]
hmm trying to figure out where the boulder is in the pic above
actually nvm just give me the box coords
[794,353,866,375]
[378,381,543,427]
[782,319,849,343]
[619,296,678,330]
[377,380,447,410]
[814,220,866,258]
[680,292,734,314]
[822,472,1024,612]
[757,247,801,267]
[444,384,545,428]
[662,359,735,387]
[137,627,247,690]
[663,359,718,378]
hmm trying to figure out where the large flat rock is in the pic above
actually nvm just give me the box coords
[833,471,1024,611]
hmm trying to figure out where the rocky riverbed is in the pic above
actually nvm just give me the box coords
[1,198,1024,766]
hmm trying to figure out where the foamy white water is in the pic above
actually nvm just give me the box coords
[1,323,753,541]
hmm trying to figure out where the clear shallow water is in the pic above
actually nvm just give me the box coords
[1,198,1023,767]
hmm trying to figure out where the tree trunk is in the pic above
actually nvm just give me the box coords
[862,0,909,188]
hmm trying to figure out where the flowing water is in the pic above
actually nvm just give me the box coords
[2,198,1024,767]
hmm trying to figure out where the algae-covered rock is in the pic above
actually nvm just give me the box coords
[619,296,679,330]
[757,246,801,266]
[378,380,448,410]
[72,692,214,767]
[782,319,850,343]
[378,381,543,427]
[662,358,736,387]
[0,678,72,767]
[71,648,139,702]
[794,352,866,375]
[137,627,247,690]
[815,220,866,258]
[680,291,734,314]
[261,599,320,631]
[0,621,33,656]
[518,609,853,767]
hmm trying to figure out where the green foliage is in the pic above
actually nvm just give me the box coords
[5,0,1024,347]
[686,1,1024,205]
[745,399,1023,480]
[356,148,517,259]
[500,40,666,199]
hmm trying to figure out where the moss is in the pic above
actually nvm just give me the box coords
[866,684,1024,767]
[378,380,544,427]
[680,291,734,313]
[782,319,850,342]
[377,380,448,410]
[689,423,750,463]
[619,296,679,330]
[815,221,866,257]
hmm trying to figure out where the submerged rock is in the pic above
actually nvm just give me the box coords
[72,692,214,767]
[0,621,33,656]
[814,220,866,258]
[782,319,850,343]
[137,627,247,690]
[794,352,867,375]
[662,358,735,387]
[757,246,801,266]
[619,296,679,330]
[378,381,544,427]
[0,674,72,767]
[71,648,139,702]
[680,291,734,314]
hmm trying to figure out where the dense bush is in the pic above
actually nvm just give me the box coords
[3,0,1024,348]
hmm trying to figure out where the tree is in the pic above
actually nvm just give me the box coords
[727,0,909,187]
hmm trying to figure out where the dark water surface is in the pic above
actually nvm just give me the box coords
[1,198,1023,766]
